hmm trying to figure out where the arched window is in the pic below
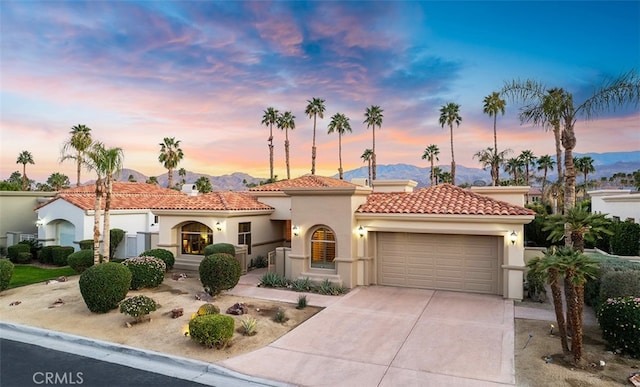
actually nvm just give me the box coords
[310,227,336,269]
[181,222,212,255]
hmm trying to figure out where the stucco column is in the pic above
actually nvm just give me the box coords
[503,228,525,300]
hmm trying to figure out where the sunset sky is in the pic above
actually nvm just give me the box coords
[1,1,639,183]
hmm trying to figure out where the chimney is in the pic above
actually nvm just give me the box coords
[181,184,199,196]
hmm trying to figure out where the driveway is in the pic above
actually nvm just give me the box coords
[220,286,515,386]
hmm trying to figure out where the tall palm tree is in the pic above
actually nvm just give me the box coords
[505,157,524,184]
[84,144,106,264]
[46,172,70,191]
[327,113,352,180]
[16,150,34,190]
[277,111,296,180]
[61,124,93,187]
[574,156,595,188]
[518,150,537,186]
[474,147,510,186]
[96,144,124,262]
[537,154,555,202]
[483,92,506,185]
[178,167,187,186]
[305,98,326,175]
[262,107,279,181]
[421,144,440,186]
[432,166,443,185]
[363,105,383,180]
[361,148,373,184]
[541,88,566,184]
[438,103,462,185]
[158,137,184,189]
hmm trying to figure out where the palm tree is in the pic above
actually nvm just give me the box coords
[505,157,524,184]
[502,69,640,235]
[262,107,279,181]
[363,105,383,180]
[46,172,70,191]
[195,176,212,193]
[438,103,461,185]
[543,203,613,252]
[94,144,124,262]
[474,147,510,186]
[305,98,326,175]
[178,168,187,186]
[575,156,595,188]
[537,155,555,202]
[16,150,34,190]
[422,144,440,186]
[61,124,93,187]
[438,170,452,184]
[84,144,106,264]
[432,166,443,185]
[483,92,506,185]
[361,148,373,184]
[518,150,537,186]
[158,137,184,189]
[277,111,296,180]
[327,113,352,180]
[146,176,158,185]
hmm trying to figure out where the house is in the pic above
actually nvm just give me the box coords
[1,191,56,248]
[35,177,535,299]
[589,189,640,222]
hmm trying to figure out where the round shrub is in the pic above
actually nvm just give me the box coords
[597,296,640,358]
[120,295,159,322]
[123,256,166,290]
[39,245,60,264]
[0,259,15,292]
[203,243,236,257]
[7,244,30,263]
[79,262,132,313]
[189,314,235,348]
[139,249,175,271]
[197,303,220,316]
[16,251,33,264]
[199,253,241,296]
[78,239,93,250]
[52,246,75,266]
[67,250,102,274]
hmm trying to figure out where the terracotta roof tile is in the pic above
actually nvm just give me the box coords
[356,184,535,216]
[249,175,357,191]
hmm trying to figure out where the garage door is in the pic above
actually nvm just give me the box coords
[377,233,501,294]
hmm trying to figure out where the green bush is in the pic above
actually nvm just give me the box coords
[189,314,235,348]
[139,249,175,271]
[119,295,158,321]
[259,271,289,288]
[0,259,15,292]
[600,270,640,304]
[203,243,236,257]
[79,262,132,313]
[290,277,313,292]
[584,255,640,307]
[52,246,75,266]
[199,253,241,296]
[610,221,640,256]
[18,240,41,260]
[78,239,93,250]
[7,244,30,263]
[197,303,220,316]
[251,255,268,269]
[123,256,166,290]
[39,245,61,264]
[16,252,32,264]
[67,250,101,274]
[110,228,126,259]
[524,214,553,247]
[597,296,640,358]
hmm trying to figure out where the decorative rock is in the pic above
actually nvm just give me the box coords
[195,291,213,302]
[172,273,187,281]
[226,302,248,315]
[9,301,21,306]
[170,308,184,318]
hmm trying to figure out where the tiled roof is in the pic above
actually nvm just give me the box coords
[38,182,272,211]
[356,184,536,216]
[249,175,357,191]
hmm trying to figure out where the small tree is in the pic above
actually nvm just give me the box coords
[543,203,613,252]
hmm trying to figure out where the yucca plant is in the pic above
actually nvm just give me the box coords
[290,277,313,292]
[241,316,257,336]
[297,295,307,309]
[273,308,286,323]
[259,271,288,288]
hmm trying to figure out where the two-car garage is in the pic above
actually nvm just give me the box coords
[376,232,502,295]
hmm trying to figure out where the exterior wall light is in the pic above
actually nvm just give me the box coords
[292,225,300,237]
[357,225,366,238]
[509,231,518,245]
[216,221,222,232]
[36,219,44,227]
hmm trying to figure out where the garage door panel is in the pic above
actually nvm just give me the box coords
[378,232,500,295]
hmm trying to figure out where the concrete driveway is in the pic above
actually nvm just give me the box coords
[221,286,515,386]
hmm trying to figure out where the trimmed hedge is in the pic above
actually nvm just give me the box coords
[79,262,131,313]
[203,243,236,257]
[7,244,30,263]
[0,259,14,292]
[52,246,75,266]
[123,256,166,290]
[610,221,640,256]
[197,303,220,316]
[67,250,101,274]
[139,249,175,271]
[189,314,234,348]
[584,255,640,308]
[39,245,61,264]
[109,228,125,259]
[600,270,640,303]
[78,240,93,250]
[199,253,241,296]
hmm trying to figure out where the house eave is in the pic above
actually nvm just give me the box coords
[151,209,274,217]
[355,213,535,224]
[282,186,372,196]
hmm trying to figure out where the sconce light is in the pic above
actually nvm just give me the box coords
[292,225,300,237]
[215,221,222,232]
[509,231,518,245]
[35,219,44,227]
[357,225,366,238]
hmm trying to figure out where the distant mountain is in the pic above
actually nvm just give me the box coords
[573,151,640,166]
[115,169,263,191]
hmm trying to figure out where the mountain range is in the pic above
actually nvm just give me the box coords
[115,151,640,191]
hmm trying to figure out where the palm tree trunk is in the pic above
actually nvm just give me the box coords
[168,168,173,189]
[563,123,577,246]
[22,164,27,190]
[430,158,435,186]
[76,153,82,187]
[571,284,586,364]
[564,275,575,347]
[93,177,103,265]
[367,159,372,184]
[103,177,112,262]
[449,124,456,185]
[549,269,570,353]
[554,125,563,183]
[493,115,498,157]
[493,115,499,186]
[372,127,377,180]
[542,169,548,203]
[311,115,317,175]
[269,124,274,181]
[285,129,290,180]
[338,133,343,180]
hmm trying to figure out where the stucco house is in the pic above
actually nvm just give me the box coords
[34,176,535,299]
[589,189,640,222]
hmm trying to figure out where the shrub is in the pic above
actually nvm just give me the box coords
[197,303,220,316]
[39,245,61,264]
[600,270,640,303]
[78,240,93,250]
[0,259,14,292]
[610,221,640,256]
[189,314,235,349]
[597,296,640,358]
[52,246,75,266]
[317,278,345,295]
[16,252,32,264]
[525,264,547,302]
[203,243,236,257]
[7,244,30,263]
[259,271,288,288]
[67,250,101,274]
[584,255,640,307]
[79,262,132,313]
[297,295,307,309]
[199,253,241,296]
[251,255,268,269]
[18,240,41,260]
[291,277,313,292]
[524,214,553,247]
[123,256,166,290]
[241,316,257,336]
[139,249,175,271]
[109,228,126,259]
[273,308,286,323]
[120,295,158,322]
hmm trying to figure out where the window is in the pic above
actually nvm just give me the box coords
[310,227,336,269]
[181,222,212,255]
[238,222,251,254]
